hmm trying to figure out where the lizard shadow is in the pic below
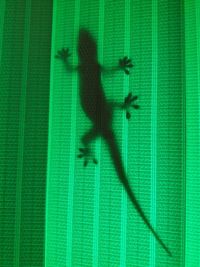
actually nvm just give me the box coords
[55,29,172,256]
[76,28,172,256]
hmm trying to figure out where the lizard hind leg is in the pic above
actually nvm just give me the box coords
[78,127,99,166]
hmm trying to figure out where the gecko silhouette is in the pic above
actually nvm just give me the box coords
[55,28,172,257]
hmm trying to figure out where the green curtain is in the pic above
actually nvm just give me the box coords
[184,1,200,266]
[0,0,53,266]
[0,0,200,266]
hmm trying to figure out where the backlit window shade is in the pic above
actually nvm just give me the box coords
[0,0,200,267]
[46,0,184,266]
[0,1,53,266]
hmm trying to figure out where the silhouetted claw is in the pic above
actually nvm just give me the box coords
[92,158,97,164]
[78,148,98,166]
[123,92,139,119]
[126,111,131,119]
[84,160,88,167]
[131,104,139,109]
[119,56,134,75]
[55,48,71,61]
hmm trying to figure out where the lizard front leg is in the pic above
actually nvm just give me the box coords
[55,48,78,72]
[101,56,134,75]
[119,56,134,75]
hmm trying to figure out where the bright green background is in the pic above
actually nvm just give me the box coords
[0,0,200,267]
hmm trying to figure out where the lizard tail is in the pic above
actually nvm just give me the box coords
[104,130,172,257]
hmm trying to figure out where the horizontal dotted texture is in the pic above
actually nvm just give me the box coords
[46,0,187,267]
[0,1,53,267]
[1,0,200,267]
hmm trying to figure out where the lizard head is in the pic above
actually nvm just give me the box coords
[78,28,97,63]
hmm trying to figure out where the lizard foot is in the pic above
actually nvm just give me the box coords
[55,48,71,62]
[78,148,98,167]
[123,92,139,119]
[119,56,134,75]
